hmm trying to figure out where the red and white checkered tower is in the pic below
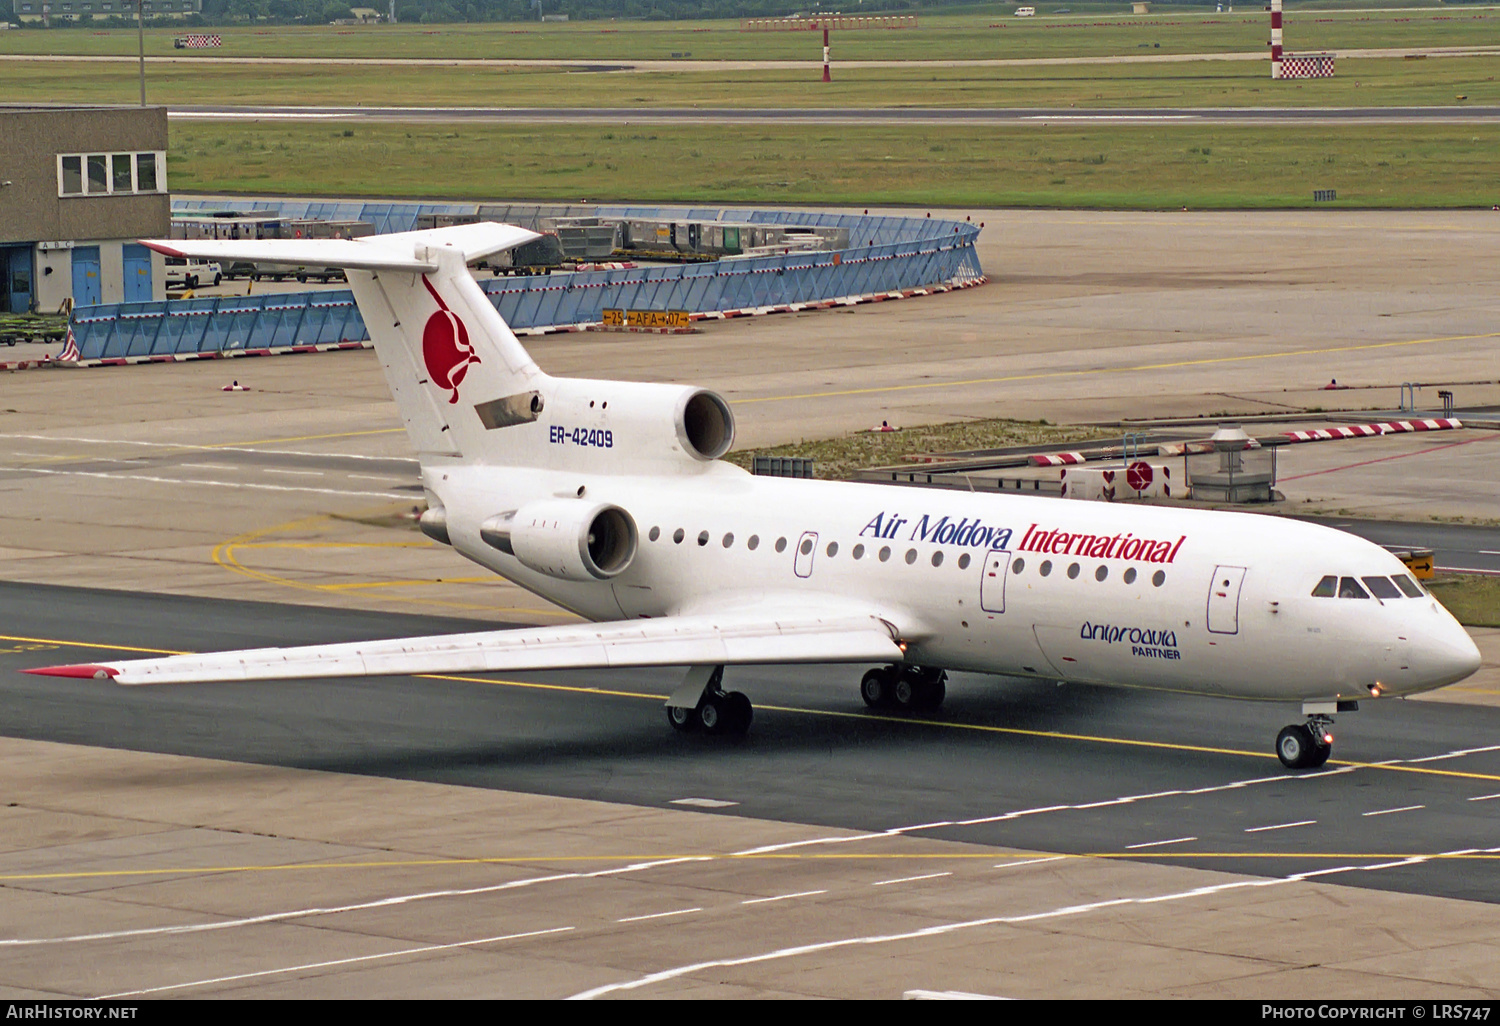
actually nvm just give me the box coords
[1270,0,1284,79]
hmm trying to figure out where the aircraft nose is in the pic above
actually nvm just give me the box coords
[1412,623,1482,690]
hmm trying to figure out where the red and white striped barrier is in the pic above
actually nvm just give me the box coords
[1279,418,1462,443]
[1030,452,1087,467]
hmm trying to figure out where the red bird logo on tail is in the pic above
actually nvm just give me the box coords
[420,276,480,404]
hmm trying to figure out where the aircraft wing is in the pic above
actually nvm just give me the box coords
[25,611,906,686]
[142,221,541,272]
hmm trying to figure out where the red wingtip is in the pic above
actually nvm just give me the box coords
[24,664,119,680]
[138,240,185,258]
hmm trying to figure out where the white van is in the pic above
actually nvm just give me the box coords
[164,256,222,289]
[1016,6,1036,15]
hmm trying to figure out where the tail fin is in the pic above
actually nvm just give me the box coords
[145,223,551,461]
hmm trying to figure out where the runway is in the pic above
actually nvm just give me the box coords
[5,581,1498,907]
[160,103,1500,125]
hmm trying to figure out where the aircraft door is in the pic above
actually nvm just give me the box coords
[794,531,818,578]
[1207,565,1247,635]
[979,548,1011,613]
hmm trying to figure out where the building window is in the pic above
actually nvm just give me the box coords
[86,154,108,194]
[58,152,166,197]
[60,155,82,195]
[136,152,160,192]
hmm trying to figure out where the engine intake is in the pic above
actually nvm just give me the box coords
[480,499,638,582]
[677,389,735,461]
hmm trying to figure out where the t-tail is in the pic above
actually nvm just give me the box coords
[144,223,738,475]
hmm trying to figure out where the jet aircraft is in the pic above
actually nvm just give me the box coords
[28,223,1482,769]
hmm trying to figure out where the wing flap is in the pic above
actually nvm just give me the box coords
[26,612,904,686]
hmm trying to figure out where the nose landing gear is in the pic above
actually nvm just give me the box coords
[860,665,946,713]
[1276,719,1332,770]
[1276,701,1355,769]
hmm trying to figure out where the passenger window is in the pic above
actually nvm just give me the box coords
[775,537,787,553]
[852,543,865,560]
[1338,577,1369,599]
[1362,576,1402,600]
[722,533,734,548]
[698,531,710,546]
[957,553,970,569]
[879,546,891,562]
[748,535,760,550]
[905,549,918,565]
[826,541,838,557]
[931,551,943,567]
[1095,566,1108,582]
[800,538,814,556]
[673,528,685,544]
[648,526,660,542]
[1039,560,1052,577]
[1392,574,1423,598]
[1311,575,1337,598]
[1123,567,1137,584]
[1012,558,1025,574]
[1151,570,1165,587]
[1066,563,1080,580]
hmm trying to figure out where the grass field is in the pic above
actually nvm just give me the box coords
[168,121,1500,208]
[3,9,1499,62]
[1427,575,1500,628]
[6,52,1500,108]
[725,417,1104,480]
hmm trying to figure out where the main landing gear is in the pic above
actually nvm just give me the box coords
[665,665,752,737]
[860,665,947,713]
[1275,700,1357,770]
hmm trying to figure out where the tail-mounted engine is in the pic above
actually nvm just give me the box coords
[543,379,735,469]
[479,498,638,582]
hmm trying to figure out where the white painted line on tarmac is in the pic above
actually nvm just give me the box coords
[262,468,325,477]
[96,925,575,998]
[1467,792,1500,801]
[1362,805,1426,817]
[182,463,236,470]
[992,856,1067,870]
[872,872,952,887]
[669,797,739,808]
[616,907,702,923]
[742,890,827,905]
[1406,744,1500,763]
[0,433,416,464]
[4,466,403,500]
[569,845,1500,1000]
[1125,836,1197,849]
[348,473,408,482]
[1244,820,1317,833]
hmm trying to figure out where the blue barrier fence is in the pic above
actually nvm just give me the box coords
[72,202,984,361]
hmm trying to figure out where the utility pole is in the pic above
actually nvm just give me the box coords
[137,0,146,105]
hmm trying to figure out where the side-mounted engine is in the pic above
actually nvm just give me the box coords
[477,498,638,582]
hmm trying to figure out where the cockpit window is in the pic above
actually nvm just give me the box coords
[1392,574,1424,598]
[1311,575,1337,598]
[1362,575,1402,600]
[1338,577,1370,599]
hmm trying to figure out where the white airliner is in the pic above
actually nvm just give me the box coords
[28,223,1481,769]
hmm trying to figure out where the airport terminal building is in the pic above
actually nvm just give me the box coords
[0,105,169,314]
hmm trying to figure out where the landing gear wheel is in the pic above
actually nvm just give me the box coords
[915,677,946,712]
[698,693,726,734]
[724,690,753,735]
[1276,724,1331,770]
[666,704,697,732]
[861,668,895,709]
[892,674,918,710]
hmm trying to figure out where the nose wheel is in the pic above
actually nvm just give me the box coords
[1276,716,1333,770]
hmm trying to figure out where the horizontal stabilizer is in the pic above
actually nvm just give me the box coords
[26,611,905,686]
[141,221,541,273]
